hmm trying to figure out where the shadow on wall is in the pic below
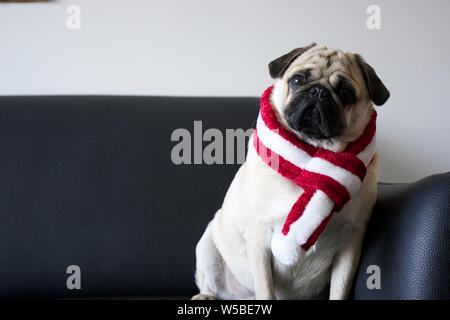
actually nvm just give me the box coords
[379,142,425,184]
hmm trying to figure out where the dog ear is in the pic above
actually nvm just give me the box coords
[268,43,316,79]
[355,54,390,106]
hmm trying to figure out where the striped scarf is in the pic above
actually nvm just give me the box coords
[253,86,376,265]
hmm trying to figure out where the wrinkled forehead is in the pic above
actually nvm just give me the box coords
[284,46,362,85]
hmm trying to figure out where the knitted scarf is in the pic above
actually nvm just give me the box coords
[253,86,377,265]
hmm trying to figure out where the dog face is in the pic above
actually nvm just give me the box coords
[269,44,390,146]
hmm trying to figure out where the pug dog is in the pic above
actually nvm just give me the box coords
[193,44,390,300]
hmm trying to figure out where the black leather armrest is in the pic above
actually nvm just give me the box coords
[352,173,450,299]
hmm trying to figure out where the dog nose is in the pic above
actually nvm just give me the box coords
[309,85,330,100]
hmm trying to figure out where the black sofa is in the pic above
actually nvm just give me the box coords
[0,95,448,300]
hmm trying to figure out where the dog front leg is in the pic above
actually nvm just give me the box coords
[245,227,275,300]
[330,154,379,300]
[329,193,375,300]
[329,228,365,300]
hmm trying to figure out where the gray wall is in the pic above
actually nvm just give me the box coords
[0,0,449,182]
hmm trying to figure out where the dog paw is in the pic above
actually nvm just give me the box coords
[191,293,216,300]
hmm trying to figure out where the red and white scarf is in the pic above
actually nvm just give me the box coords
[253,86,377,265]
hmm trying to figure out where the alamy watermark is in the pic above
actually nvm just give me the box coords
[366,5,381,30]
[170,121,253,165]
[66,5,81,30]
[366,264,381,290]
[66,265,81,290]
[170,121,279,171]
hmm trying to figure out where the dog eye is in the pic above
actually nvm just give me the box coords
[290,75,305,88]
[339,88,355,104]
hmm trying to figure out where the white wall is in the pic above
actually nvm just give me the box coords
[0,0,449,183]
